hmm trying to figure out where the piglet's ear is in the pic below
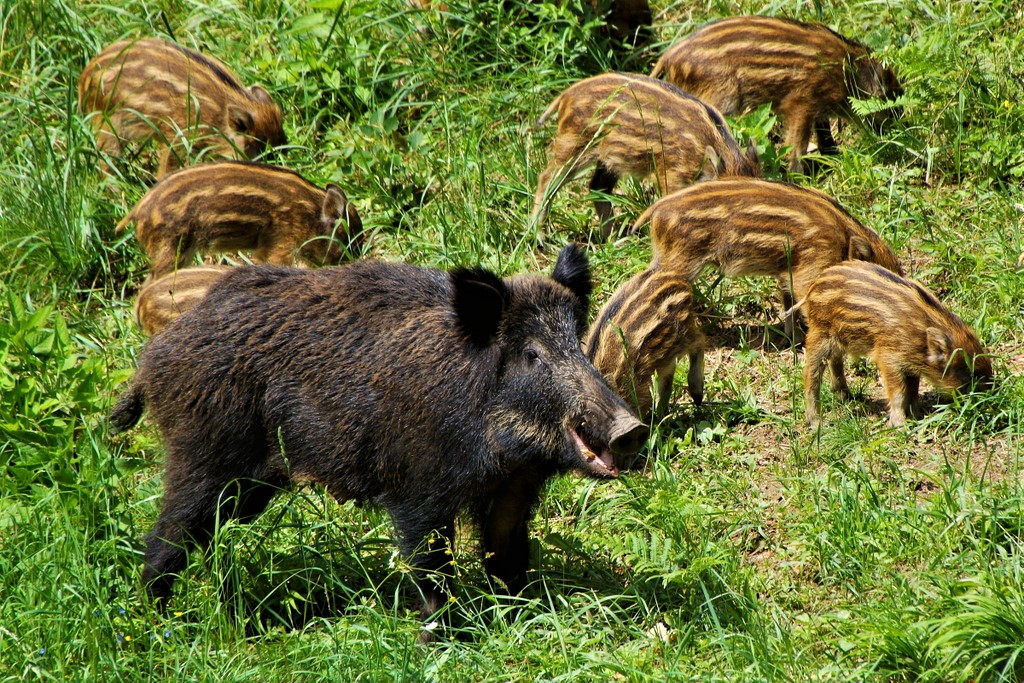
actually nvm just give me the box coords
[552,242,592,310]
[451,267,510,347]
[848,235,873,261]
[698,145,724,180]
[926,326,951,367]
[745,139,762,175]
[250,85,273,104]
[322,184,349,225]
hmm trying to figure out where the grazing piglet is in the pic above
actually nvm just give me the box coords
[116,161,363,280]
[109,244,647,642]
[651,16,903,173]
[585,268,705,417]
[638,178,902,337]
[531,72,761,240]
[797,261,991,428]
[79,37,286,177]
[134,265,232,336]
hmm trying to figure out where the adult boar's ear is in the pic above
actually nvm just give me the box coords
[552,243,592,311]
[451,267,510,347]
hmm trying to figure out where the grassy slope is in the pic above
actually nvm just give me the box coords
[1,0,1023,680]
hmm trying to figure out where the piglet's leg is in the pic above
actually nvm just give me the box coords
[531,141,592,238]
[903,374,921,420]
[829,355,852,400]
[654,366,675,413]
[780,100,815,175]
[157,145,186,179]
[776,276,804,343]
[781,286,798,341]
[147,234,197,283]
[687,342,705,407]
[814,120,840,156]
[878,365,910,427]
[529,166,556,234]
[803,330,842,429]
[93,117,125,176]
[589,163,619,241]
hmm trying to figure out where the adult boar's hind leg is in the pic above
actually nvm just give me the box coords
[142,441,280,605]
[482,468,549,595]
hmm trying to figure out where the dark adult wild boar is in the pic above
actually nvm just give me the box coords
[796,261,991,428]
[109,245,647,642]
[134,265,232,336]
[531,72,760,240]
[116,162,363,280]
[637,178,902,337]
[79,37,286,177]
[585,268,705,417]
[651,16,903,173]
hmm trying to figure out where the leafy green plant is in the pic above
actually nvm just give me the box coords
[0,292,125,493]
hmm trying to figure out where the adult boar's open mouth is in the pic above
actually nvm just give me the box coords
[569,414,648,478]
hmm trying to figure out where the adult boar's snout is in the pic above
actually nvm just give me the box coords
[608,414,648,456]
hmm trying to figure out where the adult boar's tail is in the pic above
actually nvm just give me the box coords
[109,380,145,433]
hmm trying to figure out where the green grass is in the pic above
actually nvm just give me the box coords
[2,0,1023,679]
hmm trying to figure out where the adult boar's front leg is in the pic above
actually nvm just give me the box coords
[481,468,551,595]
[394,511,457,644]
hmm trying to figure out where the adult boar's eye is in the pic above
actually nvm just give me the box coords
[524,348,543,365]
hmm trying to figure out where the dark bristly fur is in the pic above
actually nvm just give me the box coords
[531,72,761,240]
[79,37,287,177]
[109,244,647,643]
[116,161,363,280]
[585,268,705,417]
[797,261,992,428]
[637,178,903,337]
[651,16,903,173]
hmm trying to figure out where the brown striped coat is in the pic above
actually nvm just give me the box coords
[585,268,705,416]
[798,261,991,427]
[79,37,286,177]
[637,178,902,337]
[531,72,760,240]
[134,265,232,336]
[117,162,362,280]
[651,16,902,173]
